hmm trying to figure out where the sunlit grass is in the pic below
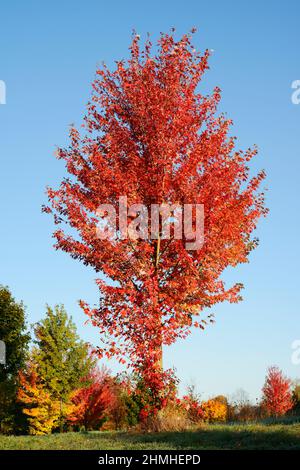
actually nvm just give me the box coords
[1,423,300,450]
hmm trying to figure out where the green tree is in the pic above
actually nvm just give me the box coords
[292,381,300,413]
[0,286,30,434]
[32,305,93,431]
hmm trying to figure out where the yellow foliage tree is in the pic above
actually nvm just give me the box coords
[201,399,227,423]
[17,362,60,435]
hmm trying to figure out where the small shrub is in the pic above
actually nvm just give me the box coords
[109,387,140,430]
[201,399,227,423]
[181,397,204,424]
[141,404,190,432]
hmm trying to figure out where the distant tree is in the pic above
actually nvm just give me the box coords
[0,286,30,434]
[201,398,227,422]
[262,366,293,417]
[186,383,201,403]
[229,389,263,422]
[291,380,300,413]
[231,388,251,409]
[17,361,60,435]
[213,395,228,406]
[68,365,115,430]
[32,305,94,430]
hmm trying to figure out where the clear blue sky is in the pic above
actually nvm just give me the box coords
[0,0,299,401]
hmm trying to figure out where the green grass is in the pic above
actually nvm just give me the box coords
[1,423,300,450]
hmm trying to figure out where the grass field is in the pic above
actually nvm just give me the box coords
[1,423,300,450]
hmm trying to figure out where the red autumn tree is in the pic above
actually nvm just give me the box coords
[44,30,266,406]
[68,365,115,430]
[262,366,293,417]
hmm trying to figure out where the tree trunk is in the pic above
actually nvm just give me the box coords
[155,235,163,373]
[59,398,63,433]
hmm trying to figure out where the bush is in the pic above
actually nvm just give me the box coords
[181,396,204,424]
[68,366,116,431]
[109,387,140,430]
[292,383,300,414]
[201,399,227,423]
[141,403,190,432]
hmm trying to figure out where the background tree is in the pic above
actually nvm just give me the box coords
[44,30,266,406]
[227,389,259,422]
[201,398,227,423]
[262,366,293,417]
[17,361,60,435]
[292,380,300,413]
[108,373,141,430]
[32,305,93,430]
[68,365,115,430]
[0,286,30,434]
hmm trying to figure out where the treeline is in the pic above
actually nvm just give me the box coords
[1,285,300,435]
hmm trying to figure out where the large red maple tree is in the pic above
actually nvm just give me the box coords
[44,31,266,405]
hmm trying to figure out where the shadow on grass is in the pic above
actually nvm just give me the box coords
[82,424,300,450]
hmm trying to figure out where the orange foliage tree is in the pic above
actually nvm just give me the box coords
[201,398,227,422]
[17,362,60,435]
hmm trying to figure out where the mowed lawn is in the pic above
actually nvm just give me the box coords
[1,423,300,450]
